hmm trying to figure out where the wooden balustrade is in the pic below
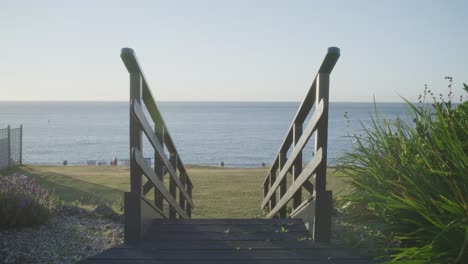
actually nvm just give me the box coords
[261,47,340,242]
[121,48,194,243]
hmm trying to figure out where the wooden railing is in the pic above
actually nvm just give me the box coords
[261,47,340,242]
[121,48,194,243]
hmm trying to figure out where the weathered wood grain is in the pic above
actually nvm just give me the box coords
[133,148,188,219]
[131,100,193,208]
[87,218,368,264]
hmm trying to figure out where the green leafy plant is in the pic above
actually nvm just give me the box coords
[338,79,468,263]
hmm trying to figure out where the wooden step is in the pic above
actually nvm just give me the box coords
[89,247,369,261]
[150,218,303,225]
[146,223,308,233]
[84,218,371,264]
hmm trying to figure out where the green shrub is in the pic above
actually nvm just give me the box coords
[0,175,53,228]
[338,81,467,263]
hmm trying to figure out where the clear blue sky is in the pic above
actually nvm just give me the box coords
[1,0,467,102]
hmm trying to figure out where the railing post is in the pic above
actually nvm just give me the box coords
[7,125,11,168]
[169,153,177,219]
[122,47,195,242]
[292,122,303,210]
[179,171,187,213]
[186,182,192,218]
[278,151,287,218]
[125,71,143,243]
[313,71,332,242]
[154,125,165,211]
[19,125,23,165]
[263,175,270,211]
[269,170,277,213]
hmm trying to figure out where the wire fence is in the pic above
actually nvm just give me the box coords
[0,125,23,170]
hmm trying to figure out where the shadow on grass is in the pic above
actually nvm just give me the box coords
[5,166,126,206]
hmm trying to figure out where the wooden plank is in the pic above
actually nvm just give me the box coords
[313,73,331,242]
[267,149,322,218]
[142,165,167,195]
[262,80,316,186]
[261,47,340,187]
[278,151,287,218]
[125,70,143,244]
[146,223,308,233]
[142,180,153,196]
[123,192,139,244]
[87,248,366,260]
[84,259,369,264]
[153,124,165,210]
[133,148,188,219]
[262,175,269,210]
[131,100,194,208]
[302,179,315,194]
[313,190,332,243]
[151,219,304,225]
[269,170,277,210]
[261,100,324,209]
[290,194,315,218]
[168,154,177,219]
[121,48,192,189]
[144,231,311,241]
[129,74,143,194]
[179,171,187,213]
[292,122,303,209]
[140,196,166,219]
[314,75,329,192]
[186,183,192,217]
[317,47,341,74]
[136,240,333,250]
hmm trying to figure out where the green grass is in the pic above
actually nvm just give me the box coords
[5,165,348,218]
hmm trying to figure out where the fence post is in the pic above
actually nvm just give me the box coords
[186,182,192,218]
[169,153,177,219]
[179,171,187,213]
[263,174,270,211]
[292,122,303,210]
[313,71,332,242]
[19,125,23,165]
[269,170,277,213]
[7,125,11,168]
[278,151,287,218]
[125,70,143,244]
[154,125,165,211]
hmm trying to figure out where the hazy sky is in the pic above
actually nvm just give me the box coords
[1,0,467,102]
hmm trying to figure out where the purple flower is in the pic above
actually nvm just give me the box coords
[0,175,52,229]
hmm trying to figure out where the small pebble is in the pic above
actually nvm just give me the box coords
[0,213,123,263]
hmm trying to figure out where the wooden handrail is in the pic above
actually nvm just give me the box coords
[262,48,340,184]
[261,47,340,243]
[122,48,194,243]
[131,100,194,207]
[260,99,324,209]
[121,48,191,184]
[133,148,189,218]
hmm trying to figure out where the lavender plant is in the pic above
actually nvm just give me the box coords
[0,175,52,228]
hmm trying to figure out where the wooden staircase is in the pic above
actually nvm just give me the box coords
[83,47,371,263]
[84,218,369,263]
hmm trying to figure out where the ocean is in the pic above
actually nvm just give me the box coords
[0,101,408,167]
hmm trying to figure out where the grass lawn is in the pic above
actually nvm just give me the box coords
[5,165,349,218]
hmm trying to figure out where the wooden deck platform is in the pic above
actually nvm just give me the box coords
[84,219,370,264]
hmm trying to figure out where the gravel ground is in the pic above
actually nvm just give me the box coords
[0,210,123,264]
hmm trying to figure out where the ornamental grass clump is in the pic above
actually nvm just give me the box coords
[338,81,468,263]
[0,175,52,228]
